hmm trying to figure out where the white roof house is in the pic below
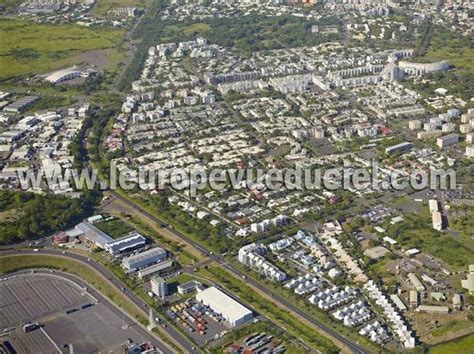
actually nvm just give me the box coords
[195,286,253,327]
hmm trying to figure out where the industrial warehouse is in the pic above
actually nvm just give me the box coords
[195,286,253,327]
[122,247,168,271]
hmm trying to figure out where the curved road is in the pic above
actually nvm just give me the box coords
[0,248,200,354]
[109,191,369,354]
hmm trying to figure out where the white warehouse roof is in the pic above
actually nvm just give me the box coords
[122,247,167,269]
[45,68,82,83]
[196,286,252,327]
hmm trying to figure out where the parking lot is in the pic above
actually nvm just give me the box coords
[0,273,94,330]
[4,326,59,354]
[44,302,155,353]
[1,272,166,353]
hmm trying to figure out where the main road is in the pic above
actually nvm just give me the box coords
[0,248,200,354]
[108,191,369,354]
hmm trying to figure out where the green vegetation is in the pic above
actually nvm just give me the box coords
[448,206,474,239]
[409,24,474,100]
[95,218,134,238]
[0,19,124,79]
[196,265,339,354]
[122,190,233,254]
[183,22,211,35]
[430,320,474,338]
[429,333,474,354]
[93,0,149,16]
[160,15,340,52]
[0,190,99,244]
[383,208,474,270]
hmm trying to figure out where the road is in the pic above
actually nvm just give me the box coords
[108,191,368,354]
[0,248,200,354]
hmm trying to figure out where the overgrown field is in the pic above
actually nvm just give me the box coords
[0,19,124,80]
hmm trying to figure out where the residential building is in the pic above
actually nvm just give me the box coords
[437,133,459,148]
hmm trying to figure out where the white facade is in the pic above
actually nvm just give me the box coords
[122,247,167,270]
[432,211,443,231]
[151,276,168,298]
[195,286,253,327]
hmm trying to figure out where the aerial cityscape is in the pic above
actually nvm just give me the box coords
[0,0,473,353]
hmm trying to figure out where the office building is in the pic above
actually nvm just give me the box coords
[151,276,169,298]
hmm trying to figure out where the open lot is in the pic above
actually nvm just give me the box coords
[4,326,60,354]
[44,301,153,353]
[0,19,124,80]
[0,273,94,330]
[1,272,163,353]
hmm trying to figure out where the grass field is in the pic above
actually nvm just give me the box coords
[422,26,474,75]
[382,205,474,271]
[429,334,474,354]
[183,23,211,35]
[410,25,474,101]
[95,218,134,238]
[0,19,124,80]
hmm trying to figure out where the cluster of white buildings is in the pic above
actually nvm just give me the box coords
[359,321,391,345]
[250,214,289,234]
[284,274,325,296]
[0,103,89,194]
[308,286,359,311]
[332,300,373,327]
[364,280,416,349]
[238,243,287,282]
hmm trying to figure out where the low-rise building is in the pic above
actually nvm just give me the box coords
[408,273,425,291]
[416,305,449,314]
[432,211,443,231]
[385,142,413,155]
[122,247,167,270]
[177,281,199,295]
[104,232,147,256]
[195,286,253,327]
